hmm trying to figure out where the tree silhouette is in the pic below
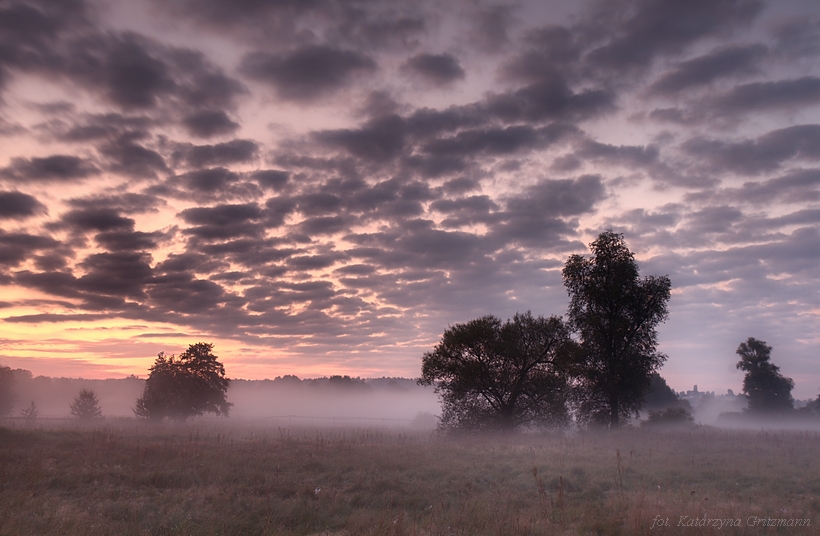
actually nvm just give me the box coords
[70,388,102,420]
[135,343,231,422]
[563,231,671,428]
[643,372,684,411]
[736,337,794,414]
[20,400,38,422]
[0,366,16,417]
[419,312,576,432]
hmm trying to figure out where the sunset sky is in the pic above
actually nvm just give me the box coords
[0,0,817,398]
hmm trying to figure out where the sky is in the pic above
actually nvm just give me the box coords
[0,0,817,398]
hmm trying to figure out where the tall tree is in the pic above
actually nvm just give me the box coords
[135,343,231,422]
[70,388,102,420]
[419,312,576,432]
[736,337,794,414]
[563,231,671,428]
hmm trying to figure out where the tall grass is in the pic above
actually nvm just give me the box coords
[0,420,817,535]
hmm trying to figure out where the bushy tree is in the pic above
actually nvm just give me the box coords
[643,372,684,411]
[419,312,576,432]
[0,366,16,417]
[736,337,794,414]
[563,231,671,428]
[70,388,102,420]
[135,343,231,422]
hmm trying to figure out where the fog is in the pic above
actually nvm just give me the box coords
[1,371,441,427]
[3,369,818,431]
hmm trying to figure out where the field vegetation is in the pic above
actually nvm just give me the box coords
[1,420,818,535]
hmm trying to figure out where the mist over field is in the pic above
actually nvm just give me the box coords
[3,368,819,431]
[1,371,440,425]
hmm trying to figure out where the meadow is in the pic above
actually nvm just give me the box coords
[0,420,818,535]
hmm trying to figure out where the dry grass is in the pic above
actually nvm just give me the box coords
[0,420,818,535]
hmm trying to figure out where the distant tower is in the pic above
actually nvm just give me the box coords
[693,385,698,392]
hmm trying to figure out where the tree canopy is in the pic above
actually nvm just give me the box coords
[419,312,575,431]
[736,337,794,414]
[135,343,231,422]
[563,230,671,428]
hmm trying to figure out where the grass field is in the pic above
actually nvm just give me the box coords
[0,420,818,535]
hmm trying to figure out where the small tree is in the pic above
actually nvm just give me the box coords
[20,400,38,422]
[736,337,794,414]
[0,366,16,417]
[563,231,671,428]
[419,312,575,432]
[135,343,231,422]
[70,388,102,420]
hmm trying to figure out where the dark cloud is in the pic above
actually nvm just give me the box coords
[771,17,820,59]
[401,53,465,86]
[584,0,763,74]
[0,191,46,219]
[314,115,405,162]
[94,230,162,252]
[0,231,60,267]
[575,139,659,167]
[492,175,606,247]
[685,169,820,205]
[175,167,241,192]
[62,208,134,232]
[708,76,820,114]
[46,113,153,143]
[182,110,239,138]
[0,155,99,182]
[482,80,615,123]
[251,169,289,191]
[682,124,820,175]
[422,123,576,158]
[331,7,426,50]
[469,4,516,53]
[180,203,265,240]
[172,139,259,168]
[99,136,168,179]
[239,45,377,102]
[648,43,767,94]
[430,195,499,228]
[502,25,582,84]
[67,193,164,214]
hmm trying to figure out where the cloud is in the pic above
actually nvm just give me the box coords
[584,0,763,74]
[239,45,377,102]
[708,77,820,114]
[314,115,406,162]
[401,53,465,86]
[99,136,169,179]
[179,203,265,240]
[648,43,767,94]
[682,124,820,175]
[0,231,61,268]
[171,139,259,168]
[0,191,46,219]
[0,155,99,182]
[61,208,135,232]
[182,110,240,138]
[250,169,289,191]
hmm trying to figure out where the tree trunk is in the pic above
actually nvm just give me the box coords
[609,394,620,429]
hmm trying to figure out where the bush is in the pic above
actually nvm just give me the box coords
[642,407,693,427]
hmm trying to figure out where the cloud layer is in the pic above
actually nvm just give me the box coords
[0,0,817,397]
